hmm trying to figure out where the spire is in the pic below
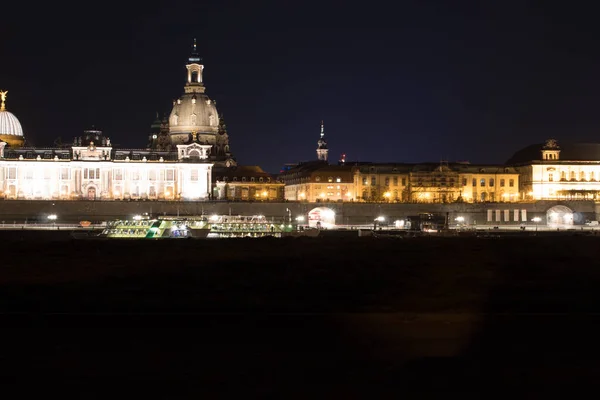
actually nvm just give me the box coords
[316,120,329,162]
[189,38,201,63]
[0,90,7,111]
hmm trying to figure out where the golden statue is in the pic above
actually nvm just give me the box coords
[192,131,198,142]
[0,90,7,111]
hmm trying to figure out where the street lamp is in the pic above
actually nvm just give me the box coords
[532,217,542,231]
[47,214,57,228]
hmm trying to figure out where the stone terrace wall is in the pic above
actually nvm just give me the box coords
[0,200,595,225]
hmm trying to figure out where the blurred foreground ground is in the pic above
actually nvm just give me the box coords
[2,234,600,396]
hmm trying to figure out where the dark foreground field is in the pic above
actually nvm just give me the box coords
[3,234,600,396]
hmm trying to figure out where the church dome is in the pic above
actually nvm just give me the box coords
[169,92,220,135]
[0,91,25,147]
[167,40,222,146]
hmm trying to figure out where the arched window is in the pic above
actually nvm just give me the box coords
[250,177,255,182]
[570,171,576,181]
[328,177,333,182]
[561,171,566,181]
[580,171,585,181]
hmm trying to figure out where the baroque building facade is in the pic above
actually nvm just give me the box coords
[0,129,212,201]
[0,41,283,202]
[509,139,600,200]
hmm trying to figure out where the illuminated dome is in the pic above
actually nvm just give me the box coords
[168,39,220,145]
[0,91,24,147]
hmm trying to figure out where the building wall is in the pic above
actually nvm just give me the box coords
[353,171,408,202]
[351,168,519,204]
[0,160,212,201]
[458,173,520,203]
[0,199,594,225]
[215,182,284,201]
[526,163,600,200]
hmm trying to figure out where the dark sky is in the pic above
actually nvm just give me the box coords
[2,1,600,173]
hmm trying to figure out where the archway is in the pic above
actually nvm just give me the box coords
[87,186,97,201]
[308,207,336,229]
[546,205,574,228]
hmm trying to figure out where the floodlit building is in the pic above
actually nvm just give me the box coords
[213,166,284,201]
[0,128,212,200]
[0,40,284,202]
[508,139,600,200]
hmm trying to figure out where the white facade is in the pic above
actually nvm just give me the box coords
[0,141,213,201]
[524,163,600,200]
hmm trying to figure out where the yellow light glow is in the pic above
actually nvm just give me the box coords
[262,191,268,197]
[383,192,391,198]
[320,192,326,198]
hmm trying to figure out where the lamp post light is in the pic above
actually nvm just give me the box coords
[47,214,57,228]
[532,217,542,232]
[455,216,465,229]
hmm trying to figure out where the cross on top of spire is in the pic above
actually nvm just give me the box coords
[189,38,201,63]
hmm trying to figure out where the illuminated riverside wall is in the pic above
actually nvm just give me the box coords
[0,200,596,225]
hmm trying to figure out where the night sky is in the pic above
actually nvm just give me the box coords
[2,1,599,173]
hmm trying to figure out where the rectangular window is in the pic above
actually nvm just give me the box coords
[384,177,390,186]
[149,170,157,181]
[26,169,33,179]
[489,178,494,187]
[521,209,527,222]
[509,179,515,187]
[487,210,493,222]
[113,169,123,180]
[96,168,100,180]
[84,169,88,179]
[190,169,198,181]
[472,178,476,187]
[371,177,376,186]
[131,170,140,181]
[393,177,398,186]
[60,168,69,180]
[514,209,519,221]
[548,173,553,182]
[362,177,367,185]
[480,178,486,187]
[401,178,406,186]
[8,167,16,180]
[500,179,505,187]
[462,178,467,186]
[495,210,501,221]
[166,169,175,181]
[504,210,510,222]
